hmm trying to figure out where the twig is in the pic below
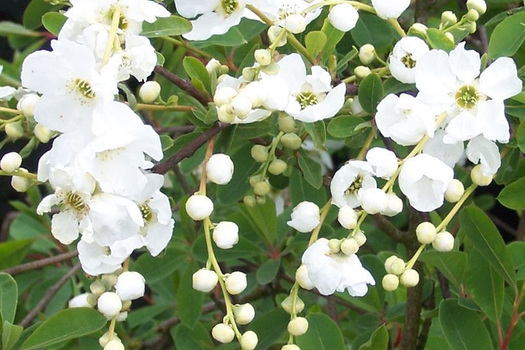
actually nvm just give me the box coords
[374,214,410,243]
[20,264,81,327]
[2,250,79,275]
[153,66,211,106]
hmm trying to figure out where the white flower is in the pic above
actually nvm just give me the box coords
[207,153,234,184]
[372,0,410,19]
[398,154,454,212]
[328,3,359,32]
[115,271,145,300]
[287,201,320,232]
[375,93,436,146]
[330,160,376,208]
[246,0,323,31]
[466,136,501,176]
[213,221,239,249]
[337,206,357,229]
[360,188,388,215]
[422,129,464,168]
[68,293,92,308]
[301,238,375,296]
[365,147,398,179]
[114,34,158,82]
[389,36,429,84]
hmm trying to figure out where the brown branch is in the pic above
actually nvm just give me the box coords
[153,122,230,174]
[2,250,78,275]
[374,214,410,243]
[20,264,81,327]
[154,65,211,106]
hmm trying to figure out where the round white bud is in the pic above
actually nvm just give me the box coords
[34,123,53,143]
[471,164,493,186]
[340,238,359,256]
[99,332,121,347]
[282,345,301,350]
[382,274,400,291]
[381,193,403,217]
[445,179,464,203]
[328,3,359,32]
[185,194,214,221]
[281,295,305,314]
[466,9,479,22]
[115,271,145,301]
[212,323,235,344]
[243,81,267,107]
[139,81,161,103]
[225,271,247,295]
[97,292,122,319]
[432,231,455,252]
[328,239,341,254]
[354,66,371,79]
[104,340,124,350]
[192,268,218,292]
[1,152,22,173]
[285,14,307,34]
[11,168,31,192]
[338,206,358,229]
[234,303,255,325]
[90,280,106,296]
[17,93,40,117]
[254,49,272,66]
[214,86,238,106]
[416,222,437,245]
[116,312,128,322]
[206,58,222,74]
[207,153,234,185]
[213,221,239,249]
[359,44,376,65]
[295,265,314,290]
[5,122,23,139]
[240,331,259,350]
[68,293,92,308]
[354,230,367,246]
[351,98,364,115]
[231,94,253,119]
[287,201,320,233]
[360,188,388,215]
[385,256,405,276]
[400,269,420,287]
[218,104,235,123]
[409,23,428,36]
[467,0,487,15]
[268,26,287,47]
[288,317,309,336]
[441,11,457,26]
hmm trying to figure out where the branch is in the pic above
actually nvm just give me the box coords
[153,122,230,174]
[2,250,79,275]
[154,65,211,106]
[374,214,410,243]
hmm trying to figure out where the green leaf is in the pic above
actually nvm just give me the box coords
[0,21,40,37]
[516,121,525,153]
[23,0,61,30]
[327,116,366,139]
[289,168,327,207]
[250,308,289,350]
[498,177,525,209]
[459,206,516,285]
[256,259,280,285]
[439,299,493,350]
[20,308,107,350]
[358,73,384,114]
[183,56,211,94]
[321,19,345,63]
[191,234,262,263]
[193,27,247,47]
[426,28,455,52]
[127,304,172,329]
[305,31,327,58]
[2,321,23,350]
[0,273,18,324]
[303,121,326,149]
[0,239,33,270]
[141,16,192,37]
[133,244,187,283]
[176,261,204,328]
[351,13,394,50]
[240,198,277,244]
[297,149,323,189]
[489,11,525,58]
[466,249,504,322]
[296,313,345,350]
[171,323,214,350]
[419,251,467,288]
[495,147,520,185]
[359,325,388,350]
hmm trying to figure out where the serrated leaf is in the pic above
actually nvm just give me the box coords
[305,31,327,58]
[141,16,192,37]
[296,313,345,350]
[297,149,323,189]
[20,308,107,350]
[0,274,17,324]
[489,11,525,58]
[358,73,383,114]
[256,259,280,285]
[498,177,525,209]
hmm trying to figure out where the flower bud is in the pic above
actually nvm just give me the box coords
[225,271,247,295]
[445,179,464,203]
[115,271,145,301]
[212,323,235,344]
[340,238,359,256]
[466,21,477,34]
[253,181,271,196]
[87,293,98,307]
[97,292,122,319]
[255,49,272,66]
[360,188,388,215]
[385,256,405,275]
[34,123,53,143]
[351,98,364,115]
[268,26,287,47]
[328,3,359,32]
[416,222,437,245]
[256,196,267,205]
[234,303,256,325]
[295,265,314,290]
[243,81,267,107]
[328,239,341,254]
[17,93,39,117]
[471,164,493,186]
[1,152,22,173]
[441,11,457,26]
[281,295,305,314]
[99,332,121,347]
[381,193,403,217]
[408,23,428,37]
[338,206,358,229]
[218,104,235,123]
[243,195,256,207]
[139,81,161,103]
[214,86,237,106]
[445,32,455,43]
[287,201,320,233]
[400,269,420,287]
[354,230,367,246]
[251,145,268,163]
[90,280,106,296]
[185,194,214,221]
[281,133,302,150]
[285,14,306,34]
[5,121,23,139]
[354,66,371,79]
[278,115,295,133]
[467,0,487,15]
[240,331,258,350]
[268,159,288,176]
[207,153,234,185]
[101,274,118,289]
[11,168,31,192]
[282,345,301,350]
[465,9,479,22]
[68,293,92,308]
[213,221,239,249]
[231,94,253,119]
[104,340,124,350]
[288,317,309,336]
[382,274,400,291]
[116,311,128,322]
[432,231,454,252]
[206,58,222,74]
[359,44,376,65]
[192,269,218,292]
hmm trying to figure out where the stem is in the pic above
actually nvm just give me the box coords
[1,250,78,275]
[0,107,20,115]
[501,283,525,350]
[199,138,216,194]
[135,103,195,112]
[356,127,376,160]
[260,132,284,179]
[102,6,121,66]
[388,18,407,37]
[308,199,332,245]
[406,244,426,270]
[246,4,273,25]
[161,36,213,59]
[0,169,38,180]
[154,65,211,106]
[287,34,316,64]
[435,184,477,232]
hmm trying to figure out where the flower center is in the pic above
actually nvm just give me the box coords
[401,54,416,68]
[455,85,479,110]
[296,91,318,109]
[345,175,363,195]
[219,0,239,15]
[107,6,128,30]
[140,203,154,223]
[74,79,96,100]
[65,192,88,214]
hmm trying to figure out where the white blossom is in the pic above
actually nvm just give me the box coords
[115,271,145,301]
[287,201,320,232]
[330,160,376,208]
[366,147,398,179]
[372,0,410,19]
[389,36,429,84]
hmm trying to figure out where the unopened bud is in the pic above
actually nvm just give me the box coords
[288,317,309,336]
[445,179,464,203]
[242,67,257,81]
[139,81,161,103]
[214,86,237,107]
[282,345,301,350]
[17,93,39,117]
[465,9,479,22]
[354,66,371,79]
[278,114,296,133]
[225,271,247,295]
[5,121,23,139]
[212,323,235,344]
[213,221,239,249]
[382,274,400,291]
[416,222,437,245]
[359,44,375,65]
[466,21,477,34]
[0,152,22,173]
[467,0,487,15]
[285,14,307,34]
[328,3,359,32]
[186,194,214,221]
[261,62,280,75]
[97,292,122,319]
[400,269,420,287]
[281,295,305,314]
[34,123,53,143]
[240,331,258,350]
[206,58,222,74]
[207,153,234,185]
[99,332,121,347]
[268,26,287,47]
[68,293,92,308]
[328,239,341,254]
[295,265,314,290]
[441,11,457,26]
[432,231,454,252]
[251,145,268,163]
[218,104,235,123]
[338,206,357,229]
[90,280,106,296]
[360,188,388,215]
[382,192,403,217]
[281,133,302,150]
[253,181,271,196]
[115,271,145,301]
[255,49,272,66]
[243,195,256,207]
[354,230,367,246]
[385,256,405,275]
[268,159,288,175]
[104,340,124,350]
[408,23,428,37]
[234,303,256,325]
[340,238,359,255]
[192,268,219,292]
[471,164,493,186]
[231,95,253,119]
[11,168,31,192]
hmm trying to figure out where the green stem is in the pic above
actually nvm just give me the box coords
[135,103,195,112]
[0,170,38,180]
[260,132,284,179]
[246,4,273,25]
[405,244,426,269]
[287,34,316,64]
[388,19,406,37]
[0,107,20,115]
[435,184,477,232]
[161,36,213,59]
[308,199,332,246]
[102,5,121,66]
